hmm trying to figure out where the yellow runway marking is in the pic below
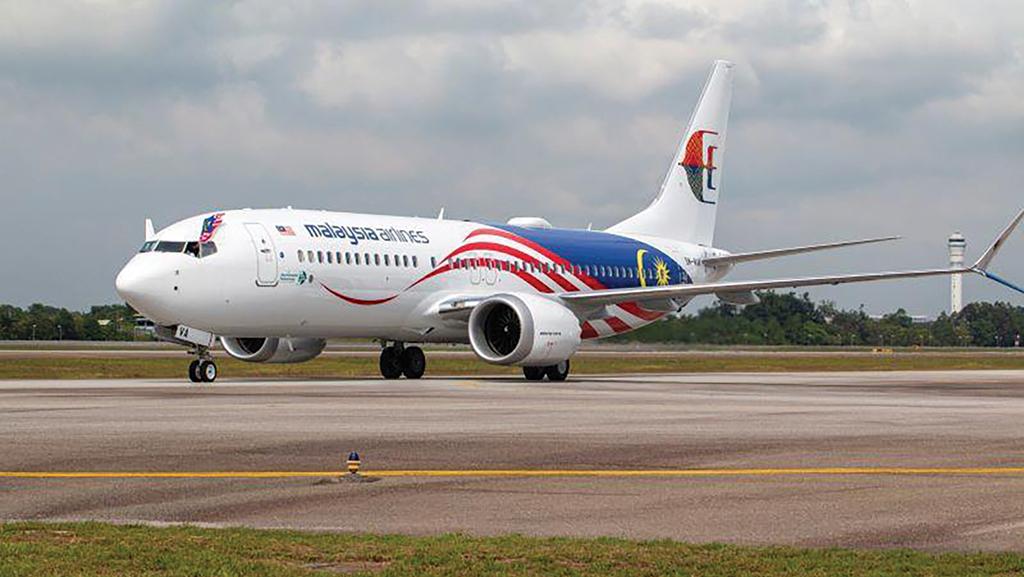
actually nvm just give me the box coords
[4,467,1024,479]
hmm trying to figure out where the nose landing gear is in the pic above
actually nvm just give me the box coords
[188,347,218,383]
[379,343,426,379]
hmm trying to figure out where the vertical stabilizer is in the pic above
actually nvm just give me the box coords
[608,60,734,245]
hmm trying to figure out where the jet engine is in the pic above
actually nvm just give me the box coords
[468,293,581,366]
[220,336,326,364]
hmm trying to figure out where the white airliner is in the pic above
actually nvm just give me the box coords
[115,61,1024,383]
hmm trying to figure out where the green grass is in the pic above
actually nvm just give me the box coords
[0,352,1019,379]
[2,522,1024,577]
[1,352,1024,380]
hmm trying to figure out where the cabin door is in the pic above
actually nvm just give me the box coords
[243,223,279,287]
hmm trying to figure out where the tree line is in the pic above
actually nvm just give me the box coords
[611,292,1024,347]
[2,294,1023,346]
[0,304,139,341]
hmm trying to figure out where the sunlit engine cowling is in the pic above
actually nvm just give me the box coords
[468,294,581,366]
[220,337,326,363]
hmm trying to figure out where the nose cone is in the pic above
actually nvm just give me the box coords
[115,257,172,323]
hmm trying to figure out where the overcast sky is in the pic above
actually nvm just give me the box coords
[1,0,1022,314]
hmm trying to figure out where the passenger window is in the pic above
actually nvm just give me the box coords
[298,250,305,263]
[345,252,352,265]
[364,253,370,265]
[200,242,218,258]
[384,254,391,266]
[431,257,437,268]
[307,250,314,263]
[336,252,342,264]
[327,252,333,264]
[374,254,380,266]
[354,253,361,265]
[412,256,418,268]
[317,251,324,264]
[403,255,409,267]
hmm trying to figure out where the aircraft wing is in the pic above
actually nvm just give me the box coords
[563,208,1024,309]
[703,236,900,266]
[560,267,970,308]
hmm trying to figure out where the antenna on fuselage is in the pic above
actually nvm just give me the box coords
[437,207,446,220]
[145,218,155,241]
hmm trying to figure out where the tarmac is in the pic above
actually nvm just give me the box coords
[3,370,1024,550]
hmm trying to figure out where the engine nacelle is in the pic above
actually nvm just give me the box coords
[468,293,581,366]
[220,336,326,364]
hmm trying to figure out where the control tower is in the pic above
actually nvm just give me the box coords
[949,232,966,314]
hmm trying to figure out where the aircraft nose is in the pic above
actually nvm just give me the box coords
[115,259,145,303]
[115,257,169,321]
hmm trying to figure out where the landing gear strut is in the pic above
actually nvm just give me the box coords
[522,359,570,381]
[188,347,217,383]
[379,343,426,379]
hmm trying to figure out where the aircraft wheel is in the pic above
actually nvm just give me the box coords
[545,359,570,382]
[188,360,202,383]
[379,346,403,379]
[198,360,218,383]
[522,366,546,381]
[401,346,426,379]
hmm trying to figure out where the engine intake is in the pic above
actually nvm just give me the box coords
[468,294,581,366]
[221,336,326,364]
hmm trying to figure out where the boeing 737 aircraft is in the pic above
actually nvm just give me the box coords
[115,60,1024,383]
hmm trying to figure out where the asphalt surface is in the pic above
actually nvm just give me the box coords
[3,371,1024,550]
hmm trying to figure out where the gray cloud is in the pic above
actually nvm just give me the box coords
[0,0,1022,314]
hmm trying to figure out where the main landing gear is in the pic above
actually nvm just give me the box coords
[187,347,218,383]
[522,359,570,382]
[379,343,426,380]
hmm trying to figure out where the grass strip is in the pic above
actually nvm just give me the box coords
[0,353,1023,380]
[3,521,1024,577]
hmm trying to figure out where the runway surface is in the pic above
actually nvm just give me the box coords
[3,371,1024,550]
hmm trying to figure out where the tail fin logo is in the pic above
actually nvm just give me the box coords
[678,129,718,205]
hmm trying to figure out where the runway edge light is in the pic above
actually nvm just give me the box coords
[346,451,361,476]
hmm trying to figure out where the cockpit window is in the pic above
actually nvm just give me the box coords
[155,241,186,253]
[139,241,158,253]
[185,242,200,258]
[200,242,217,258]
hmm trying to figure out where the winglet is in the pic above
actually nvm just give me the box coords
[145,218,155,241]
[970,208,1024,297]
[973,208,1024,271]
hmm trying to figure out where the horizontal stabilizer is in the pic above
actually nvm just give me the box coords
[704,236,900,266]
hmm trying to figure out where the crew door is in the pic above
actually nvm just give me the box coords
[243,223,278,287]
